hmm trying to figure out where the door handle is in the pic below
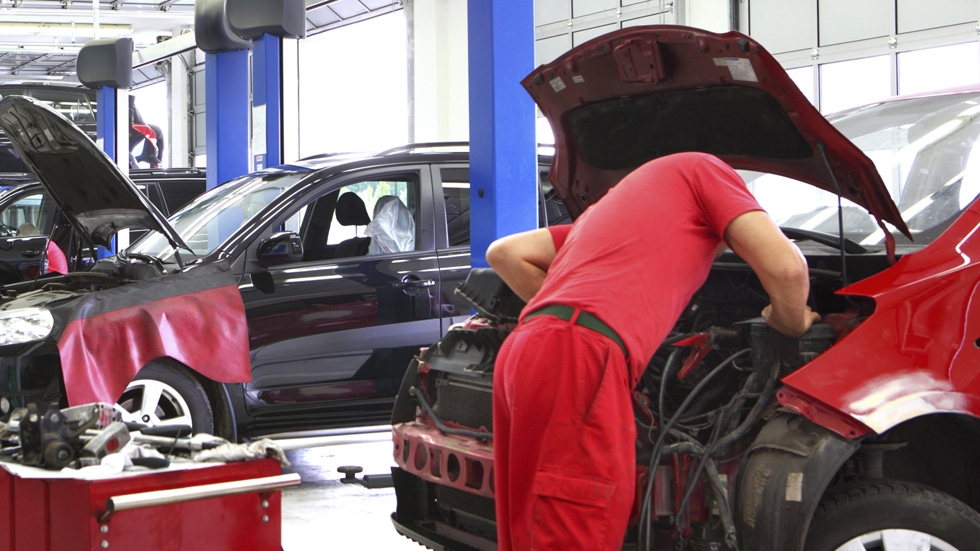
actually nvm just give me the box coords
[393,275,436,293]
[22,249,40,258]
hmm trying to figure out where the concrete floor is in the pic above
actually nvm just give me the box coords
[276,428,421,551]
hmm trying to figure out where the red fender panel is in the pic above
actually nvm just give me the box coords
[56,262,250,405]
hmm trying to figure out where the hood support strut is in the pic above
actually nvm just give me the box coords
[816,142,850,289]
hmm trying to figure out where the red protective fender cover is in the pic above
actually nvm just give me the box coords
[56,261,250,405]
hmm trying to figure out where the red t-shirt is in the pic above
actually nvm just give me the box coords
[522,152,763,377]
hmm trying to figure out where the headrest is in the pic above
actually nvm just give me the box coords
[336,192,370,226]
[373,195,401,217]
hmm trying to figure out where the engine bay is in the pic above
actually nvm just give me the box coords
[394,247,892,550]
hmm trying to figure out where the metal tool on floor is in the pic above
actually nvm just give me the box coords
[338,465,393,488]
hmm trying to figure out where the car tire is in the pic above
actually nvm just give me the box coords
[805,480,980,551]
[114,361,215,435]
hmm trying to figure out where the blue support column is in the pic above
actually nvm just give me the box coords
[205,49,250,190]
[467,0,537,268]
[252,34,282,170]
[96,86,117,161]
[96,87,119,257]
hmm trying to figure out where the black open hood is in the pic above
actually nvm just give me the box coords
[522,25,910,238]
[0,95,188,250]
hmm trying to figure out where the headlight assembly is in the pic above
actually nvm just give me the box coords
[0,307,54,345]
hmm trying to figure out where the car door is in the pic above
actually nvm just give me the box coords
[0,187,58,283]
[238,165,443,428]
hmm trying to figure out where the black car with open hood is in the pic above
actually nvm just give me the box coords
[0,95,250,435]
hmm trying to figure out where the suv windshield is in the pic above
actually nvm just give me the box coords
[746,91,980,247]
[129,170,308,259]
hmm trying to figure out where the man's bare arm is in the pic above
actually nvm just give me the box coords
[723,211,821,337]
[485,228,558,302]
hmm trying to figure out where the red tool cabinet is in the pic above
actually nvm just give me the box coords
[0,458,299,551]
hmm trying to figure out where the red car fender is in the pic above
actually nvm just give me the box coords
[57,262,251,406]
[781,207,980,437]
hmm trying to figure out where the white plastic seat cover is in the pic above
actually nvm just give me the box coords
[366,196,415,254]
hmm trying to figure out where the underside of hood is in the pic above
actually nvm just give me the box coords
[522,25,910,238]
[0,95,187,250]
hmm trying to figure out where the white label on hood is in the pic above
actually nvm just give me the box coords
[549,76,566,93]
[713,57,759,82]
[572,75,585,84]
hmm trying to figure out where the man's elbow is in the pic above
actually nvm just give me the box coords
[485,239,508,271]
[781,259,811,291]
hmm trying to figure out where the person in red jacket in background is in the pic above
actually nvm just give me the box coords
[485,152,821,551]
[17,222,67,275]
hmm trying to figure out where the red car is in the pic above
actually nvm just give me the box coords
[391,25,980,551]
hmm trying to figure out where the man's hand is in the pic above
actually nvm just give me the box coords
[762,304,822,337]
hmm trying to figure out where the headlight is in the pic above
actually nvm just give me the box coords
[0,307,54,345]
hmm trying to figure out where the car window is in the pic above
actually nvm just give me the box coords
[443,181,470,247]
[135,183,166,213]
[0,192,47,237]
[129,171,308,259]
[440,167,569,248]
[298,178,419,260]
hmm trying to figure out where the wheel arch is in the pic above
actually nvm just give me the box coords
[735,411,860,551]
[869,412,980,514]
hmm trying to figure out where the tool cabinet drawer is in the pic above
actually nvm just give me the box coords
[0,458,298,551]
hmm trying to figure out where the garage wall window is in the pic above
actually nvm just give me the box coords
[898,42,980,96]
[297,11,408,157]
[745,0,979,114]
[819,56,891,115]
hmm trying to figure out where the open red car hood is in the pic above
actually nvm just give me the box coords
[523,25,910,237]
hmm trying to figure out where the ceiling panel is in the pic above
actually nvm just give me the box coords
[0,0,402,87]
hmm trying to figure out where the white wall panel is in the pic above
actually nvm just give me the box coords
[572,0,617,18]
[688,0,729,33]
[749,0,812,54]
[536,0,571,25]
[623,13,669,27]
[573,22,619,46]
[818,0,892,46]
[897,0,977,34]
[536,34,573,65]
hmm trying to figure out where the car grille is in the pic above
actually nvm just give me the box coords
[436,484,496,522]
[436,378,493,431]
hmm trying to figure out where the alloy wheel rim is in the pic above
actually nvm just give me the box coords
[835,529,959,551]
[114,379,193,428]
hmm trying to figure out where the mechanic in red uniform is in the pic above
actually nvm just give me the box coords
[486,151,820,551]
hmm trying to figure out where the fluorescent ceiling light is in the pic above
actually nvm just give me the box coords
[0,42,83,53]
[0,21,132,37]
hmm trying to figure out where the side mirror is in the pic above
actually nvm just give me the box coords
[257,231,303,265]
